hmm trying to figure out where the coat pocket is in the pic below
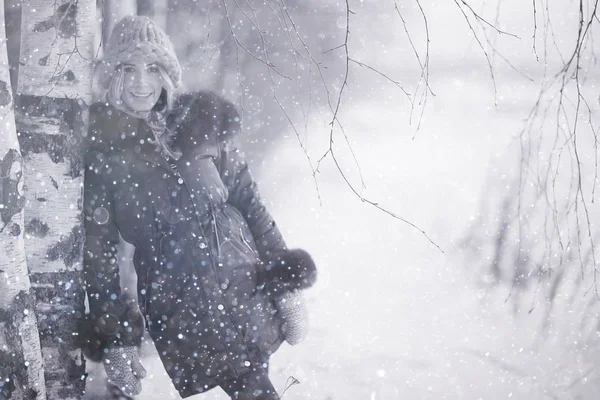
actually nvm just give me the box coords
[238,225,258,258]
[212,207,259,271]
[225,205,260,256]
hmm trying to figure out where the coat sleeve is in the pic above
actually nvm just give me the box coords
[219,138,287,259]
[81,149,143,356]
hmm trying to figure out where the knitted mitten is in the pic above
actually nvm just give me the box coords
[274,289,308,345]
[103,346,147,397]
[256,249,315,346]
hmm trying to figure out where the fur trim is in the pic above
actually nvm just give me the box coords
[76,294,145,362]
[257,249,317,296]
[168,91,241,148]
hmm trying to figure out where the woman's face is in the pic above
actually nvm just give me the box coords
[121,54,163,112]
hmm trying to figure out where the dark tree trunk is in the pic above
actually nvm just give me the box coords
[136,0,154,17]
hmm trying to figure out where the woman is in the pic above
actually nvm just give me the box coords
[79,16,316,399]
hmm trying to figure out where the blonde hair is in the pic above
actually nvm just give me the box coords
[107,64,181,160]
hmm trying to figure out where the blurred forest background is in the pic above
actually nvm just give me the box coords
[3,0,600,398]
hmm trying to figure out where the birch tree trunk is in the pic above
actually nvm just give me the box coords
[16,1,96,398]
[0,2,46,398]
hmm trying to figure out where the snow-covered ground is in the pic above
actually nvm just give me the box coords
[249,76,599,399]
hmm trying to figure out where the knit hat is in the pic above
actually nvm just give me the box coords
[96,16,181,88]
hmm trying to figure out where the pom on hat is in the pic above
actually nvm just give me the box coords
[96,16,181,89]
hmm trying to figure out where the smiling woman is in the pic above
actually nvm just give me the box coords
[79,14,316,400]
[119,58,163,112]
[95,15,180,160]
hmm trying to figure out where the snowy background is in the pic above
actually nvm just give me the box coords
[83,1,600,399]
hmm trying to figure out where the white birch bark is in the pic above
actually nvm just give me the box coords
[0,1,46,398]
[16,1,97,398]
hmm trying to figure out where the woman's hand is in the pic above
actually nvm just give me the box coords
[103,346,147,397]
[255,249,316,346]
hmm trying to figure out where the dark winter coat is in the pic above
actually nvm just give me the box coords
[80,92,314,397]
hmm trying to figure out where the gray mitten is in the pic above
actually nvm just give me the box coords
[103,346,147,397]
[274,289,308,345]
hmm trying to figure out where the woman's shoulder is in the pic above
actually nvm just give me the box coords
[169,91,241,149]
[89,102,132,131]
[86,102,137,154]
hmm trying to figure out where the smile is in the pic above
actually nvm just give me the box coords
[130,91,153,98]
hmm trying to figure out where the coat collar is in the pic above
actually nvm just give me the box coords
[168,91,240,145]
[87,91,240,169]
[86,102,169,168]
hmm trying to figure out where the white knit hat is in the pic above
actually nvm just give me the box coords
[97,16,181,88]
